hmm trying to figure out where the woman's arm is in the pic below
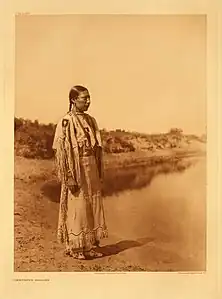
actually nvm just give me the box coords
[53,119,79,192]
[90,116,104,181]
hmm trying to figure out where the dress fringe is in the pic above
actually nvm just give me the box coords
[61,226,108,252]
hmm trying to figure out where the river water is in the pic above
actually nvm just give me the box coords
[103,156,206,271]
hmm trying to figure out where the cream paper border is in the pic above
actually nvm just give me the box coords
[0,1,221,298]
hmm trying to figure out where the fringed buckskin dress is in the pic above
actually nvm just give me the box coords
[52,111,108,256]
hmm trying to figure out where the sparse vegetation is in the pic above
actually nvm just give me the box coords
[14,117,206,159]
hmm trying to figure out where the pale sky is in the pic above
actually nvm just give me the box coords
[15,15,206,134]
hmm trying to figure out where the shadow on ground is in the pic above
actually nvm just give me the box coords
[96,237,155,257]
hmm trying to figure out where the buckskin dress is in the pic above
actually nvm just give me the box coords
[52,110,108,254]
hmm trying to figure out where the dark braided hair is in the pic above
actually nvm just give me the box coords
[69,85,88,111]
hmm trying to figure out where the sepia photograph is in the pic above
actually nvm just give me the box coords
[14,14,207,272]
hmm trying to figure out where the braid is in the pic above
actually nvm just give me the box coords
[69,102,73,112]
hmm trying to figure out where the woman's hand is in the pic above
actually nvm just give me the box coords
[69,185,80,194]
[66,176,80,194]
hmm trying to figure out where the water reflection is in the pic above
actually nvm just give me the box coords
[41,156,196,203]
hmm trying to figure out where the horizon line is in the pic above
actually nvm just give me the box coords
[14,116,206,137]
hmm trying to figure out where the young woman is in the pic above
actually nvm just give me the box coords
[53,85,108,260]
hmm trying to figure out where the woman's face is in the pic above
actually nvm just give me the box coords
[75,90,91,112]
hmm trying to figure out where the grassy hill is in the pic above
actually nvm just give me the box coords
[14,117,206,160]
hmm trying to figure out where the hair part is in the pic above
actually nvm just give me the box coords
[69,85,88,111]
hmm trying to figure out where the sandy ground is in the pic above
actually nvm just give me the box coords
[14,151,206,272]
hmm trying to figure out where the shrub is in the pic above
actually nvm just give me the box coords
[14,117,204,159]
[14,118,135,158]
